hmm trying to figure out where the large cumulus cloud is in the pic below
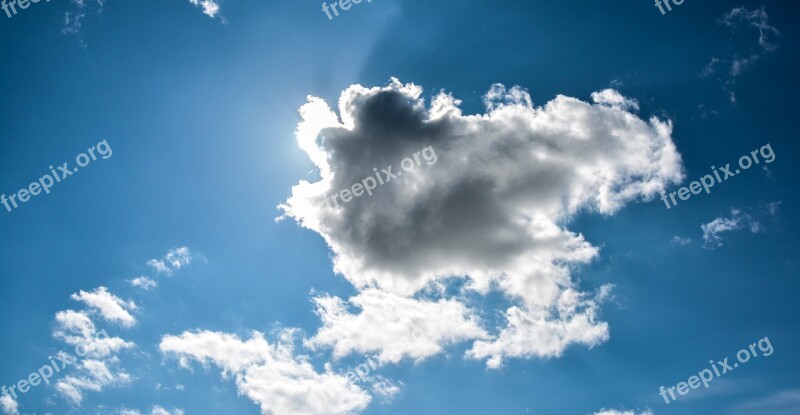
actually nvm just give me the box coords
[280,79,682,368]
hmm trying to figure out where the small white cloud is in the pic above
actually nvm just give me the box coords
[729,54,759,78]
[370,376,401,401]
[71,287,137,327]
[130,276,158,290]
[467,287,612,368]
[0,394,19,415]
[764,201,782,216]
[700,57,721,78]
[701,208,760,249]
[591,88,640,111]
[61,0,104,44]
[670,236,691,246]
[146,259,170,274]
[151,406,185,415]
[147,247,194,275]
[54,309,96,340]
[62,11,86,35]
[55,359,131,405]
[188,0,222,19]
[53,310,134,358]
[592,410,653,415]
[120,405,184,415]
[165,247,192,269]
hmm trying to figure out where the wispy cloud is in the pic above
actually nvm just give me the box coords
[721,6,779,52]
[62,0,226,46]
[670,236,692,246]
[701,203,780,249]
[591,410,653,415]
[130,276,158,290]
[120,406,185,415]
[61,0,105,47]
[701,6,780,103]
[701,208,761,249]
[56,359,131,405]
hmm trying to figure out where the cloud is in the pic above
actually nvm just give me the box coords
[467,286,612,368]
[55,359,131,405]
[63,0,225,44]
[160,330,371,415]
[147,247,194,276]
[701,208,761,249]
[280,79,683,368]
[590,89,640,111]
[130,276,158,290]
[164,247,193,269]
[147,259,170,274]
[71,286,137,327]
[721,6,779,52]
[0,395,18,415]
[62,0,105,47]
[53,310,134,357]
[188,0,223,19]
[700,57,721,78]
[369,376,401,401]
[62,11,86,35]
[151,407,185,415]
[701,6,779,103]
[307,289,487,363]
[764,200,782,215]
[592,410,653,415]
[670,236,691,246]
[121,406,186,415]
[52,291,135,405]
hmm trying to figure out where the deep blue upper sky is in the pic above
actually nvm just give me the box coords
[1,1,799,414]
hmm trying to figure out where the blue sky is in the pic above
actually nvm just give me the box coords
[1,0,798,414]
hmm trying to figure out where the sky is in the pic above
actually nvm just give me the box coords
[0,0,798,414]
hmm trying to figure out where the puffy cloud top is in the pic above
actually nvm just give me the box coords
[281,79,682,295]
